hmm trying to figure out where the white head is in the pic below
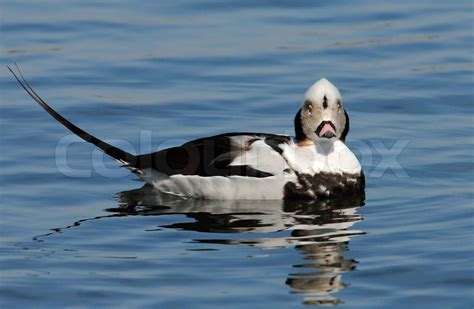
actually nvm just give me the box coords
[294,78,349,143]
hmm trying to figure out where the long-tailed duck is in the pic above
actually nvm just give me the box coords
[9,66,364,200]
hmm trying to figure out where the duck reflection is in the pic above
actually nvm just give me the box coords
[111,185,365,305]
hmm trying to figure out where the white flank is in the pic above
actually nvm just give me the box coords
[141,169,297,200]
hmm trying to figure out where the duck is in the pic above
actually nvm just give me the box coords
[9,66,364,200]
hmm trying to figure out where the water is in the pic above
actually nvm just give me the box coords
[0,0,473,307]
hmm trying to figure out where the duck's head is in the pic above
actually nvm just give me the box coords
[294,78,349,144]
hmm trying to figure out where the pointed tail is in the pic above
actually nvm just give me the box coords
[8,64,137,168]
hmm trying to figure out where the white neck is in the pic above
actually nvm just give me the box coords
[281,139,361,175]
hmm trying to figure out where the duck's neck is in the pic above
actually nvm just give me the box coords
[315,139,336,155]
[294,109,306,142]
[296,138,314,147]
[296,137,337,153]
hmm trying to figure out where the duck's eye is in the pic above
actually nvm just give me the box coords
[304,100,313,110]
[336,100,342,109]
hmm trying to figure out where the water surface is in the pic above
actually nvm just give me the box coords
[0,0,473,307]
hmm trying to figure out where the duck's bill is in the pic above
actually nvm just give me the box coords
[316,121,337,138]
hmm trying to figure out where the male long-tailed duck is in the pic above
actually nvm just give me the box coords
[9,66,364,200]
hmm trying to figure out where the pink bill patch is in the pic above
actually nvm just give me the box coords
[319,123,336,137]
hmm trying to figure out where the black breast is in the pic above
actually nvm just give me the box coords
[283,171,365,200]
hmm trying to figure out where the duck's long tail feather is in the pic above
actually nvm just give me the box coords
[8,64,137,169]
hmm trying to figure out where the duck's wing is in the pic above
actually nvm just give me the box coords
[134,133,293,177]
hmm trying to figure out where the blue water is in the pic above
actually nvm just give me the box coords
[1,1,473,307]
